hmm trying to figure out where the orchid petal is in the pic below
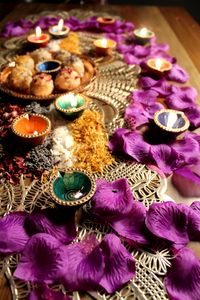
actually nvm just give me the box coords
[166,64,189,83]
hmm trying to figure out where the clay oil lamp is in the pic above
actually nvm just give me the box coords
[11,113,51,146]
[97,16,116,26]
[49,19,70,39]
[27,26,50,48]
[134,27,155,44]
[93,38,116,56]
[54,93,88,120]
[146,58,172,76]
[154,109,190,136]
[36,60,61,77]
[50,168,96,207]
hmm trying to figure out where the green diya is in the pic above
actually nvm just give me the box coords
[50,168,96,206]
[54,93,88,120]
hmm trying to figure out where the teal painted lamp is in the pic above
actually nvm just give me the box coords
[50,168,96,206]
[54,93,88,120]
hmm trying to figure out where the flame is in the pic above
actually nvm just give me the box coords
[68,93,77,107]
[166,111,178,128]
[101,38,108,48]
[35,26,41,37]
[58,19,64,31]
[140,27,148,37]
[155,58,163,71]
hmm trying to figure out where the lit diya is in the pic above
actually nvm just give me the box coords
[27,26,50,47]
[54,93,88,120]
[50,168,96,206]
[134,27,155,44]
[154,109,190,135]
[94,38,116,56]
[97,16,116,25]
[49,19,70,38]
[11,113,51,146]
[146,58,172,75]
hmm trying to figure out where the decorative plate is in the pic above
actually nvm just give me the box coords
[0,55,97,101]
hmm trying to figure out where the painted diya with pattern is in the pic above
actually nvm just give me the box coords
[50,168,96,206]
[11,113,51,146]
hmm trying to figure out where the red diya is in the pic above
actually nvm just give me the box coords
[11,113,51,146]
[146,58,172,75]
[27,26,50,48]
[93,38,116,56]
[97,17,115,25]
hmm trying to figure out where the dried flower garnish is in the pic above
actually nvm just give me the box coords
[69,110,114,173]
[60,32,81,54]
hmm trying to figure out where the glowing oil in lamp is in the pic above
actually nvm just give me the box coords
[134,27,155,44]
[49,19,70,38]
[27,26,50,47]
[55,93,87,120]
[93,38,116,56]
[146,58,172,75]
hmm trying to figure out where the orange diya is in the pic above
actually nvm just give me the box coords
[11,113,51,146]
[146,58,172,75]
[27,26,50,48]
[97,17,116,25]
[93,38,116,56]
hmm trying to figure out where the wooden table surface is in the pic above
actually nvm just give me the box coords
[0,3,200,300]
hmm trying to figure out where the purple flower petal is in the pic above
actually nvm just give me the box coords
[166,64,189,83]
[145,202,200,246]
[99,234,136,293]
[110,201,149,245]
[91,178,134,221]
[150,80,172,96]
[171,85,198,102]
[123,131,151,164]
[125,103,149,129]
[14,233,64,284]
[151,144,184,174]
[150,43,169,53]
[25,208,77,244]
[165,94,193,110]
[133,45,151,58]
[191,201,200,214]
[61,235,104,291]
[0,212,29,254]
[164,247,200,300]
[184,105,200,128]
[139,76,158,89]
[172,168,200,197]
[124,53,141,65]
[131,89,158,105]
[29,285,71,300]
[109,128,130,154]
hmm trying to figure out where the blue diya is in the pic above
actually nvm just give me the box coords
[50,169,96,206]
[154,109,190,134]
[36,60,61,75]
[54,93,88,120]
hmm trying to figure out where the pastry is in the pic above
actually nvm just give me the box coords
[8,66,32,93]
[55,67,81,91]
[53,50,71,64]
[15,55,35,73]
[30,48,52,64]
[30,73,54,96]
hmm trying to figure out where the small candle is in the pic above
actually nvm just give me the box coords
[134,27,155,44]
[49,19,70,38]
[27,26,50,47]
[94,38,116,56]
[146,58,172,75]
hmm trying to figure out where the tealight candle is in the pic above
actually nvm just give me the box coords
[97,17,116,25]
[27,26,50,47]
[134,27,155,44]
[11,113,51,146]
[146,58,172,75]
[93,38,116,56]
[54,93,88,120]
[49,19,70,39]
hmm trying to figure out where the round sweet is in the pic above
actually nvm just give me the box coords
[30,73,54,96]
[30,48,52,64]
[8,66,33,93]
[55,67,81,92]
[15,55,35,73]
[69,56,85,78]
[53,50,71,64]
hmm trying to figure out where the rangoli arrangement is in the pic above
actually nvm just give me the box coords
[0,9,200,300]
